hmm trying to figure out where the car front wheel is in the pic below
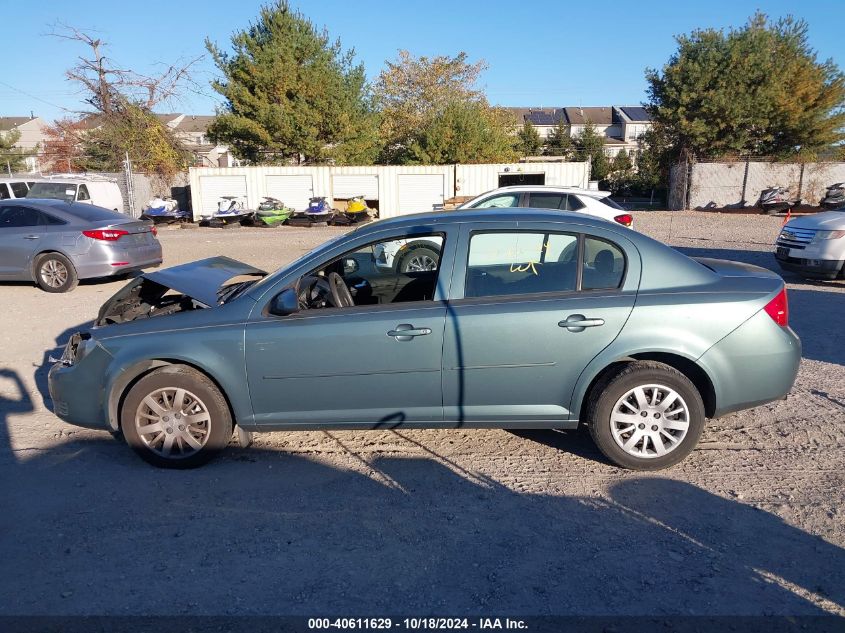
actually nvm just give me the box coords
[121,366,233,468]
[587,361,705,470]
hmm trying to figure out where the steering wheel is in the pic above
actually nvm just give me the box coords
[327,272,354,308]
[298,272,354,309]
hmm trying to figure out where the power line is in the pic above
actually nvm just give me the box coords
[0,80,79,114]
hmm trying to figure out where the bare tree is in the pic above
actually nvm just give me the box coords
[50,22,202,113]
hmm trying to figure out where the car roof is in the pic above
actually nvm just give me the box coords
[355,207,618,233]
[471,185,611,198]
[1,198,125,220]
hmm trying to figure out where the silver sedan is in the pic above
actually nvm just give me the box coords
[0,199,162,292]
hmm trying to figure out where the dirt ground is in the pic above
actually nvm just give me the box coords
[0,212,843,617]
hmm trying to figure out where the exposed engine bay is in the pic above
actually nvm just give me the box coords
[93,256,268,327]
[96,278,203,326]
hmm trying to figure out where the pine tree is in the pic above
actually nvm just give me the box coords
[546,119,573,159]
[516,120,543,157]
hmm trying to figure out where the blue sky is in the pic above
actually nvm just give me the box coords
[1,0,842,122]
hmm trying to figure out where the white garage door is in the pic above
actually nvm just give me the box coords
[397,174,445,215]
[265,175,314,211]
[333,175,378,199]
[199,175,247,215]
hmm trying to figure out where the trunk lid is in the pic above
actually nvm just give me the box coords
[692,258,783,280]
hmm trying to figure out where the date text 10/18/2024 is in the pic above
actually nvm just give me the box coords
[308,618,528,630]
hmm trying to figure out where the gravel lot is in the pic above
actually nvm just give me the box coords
[1,212,843,617]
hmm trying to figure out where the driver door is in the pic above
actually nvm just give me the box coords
[244,228,456,428]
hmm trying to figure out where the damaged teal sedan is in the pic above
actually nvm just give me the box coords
[48,209,801,470]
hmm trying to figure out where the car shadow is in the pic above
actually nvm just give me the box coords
[676,246,844,367]
[1,383,844,616]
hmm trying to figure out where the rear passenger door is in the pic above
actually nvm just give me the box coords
[441,222,639,424]
[0,206,46,277]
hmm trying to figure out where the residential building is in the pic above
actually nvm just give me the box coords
[506,105,652,158]
[79,112,236,168]
[0,115,48,172]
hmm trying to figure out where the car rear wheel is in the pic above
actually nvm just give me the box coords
[34,253,79,293]
[587,361,705,470]
[121,366,232,469]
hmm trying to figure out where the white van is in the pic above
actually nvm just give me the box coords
[27,175,124,212]
[0,178,35,200]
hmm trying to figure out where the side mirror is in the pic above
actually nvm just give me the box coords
[342,257,359,275]
[269,288,299,316]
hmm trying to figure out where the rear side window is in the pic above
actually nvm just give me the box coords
[0,206,42,228]
[465,231,579,298]
[582,237,625,290]
[528,193,566,210]
[565,194,585,211]
[10,182,29,197]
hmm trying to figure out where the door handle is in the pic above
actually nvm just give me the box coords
[558,314,605,332]
[23,235,40,240]
[387,324,432,341]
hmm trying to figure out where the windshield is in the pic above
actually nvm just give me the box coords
[597,196,626,211]
[28,182,76,201]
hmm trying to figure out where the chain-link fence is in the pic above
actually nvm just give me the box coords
[669,159,845,210]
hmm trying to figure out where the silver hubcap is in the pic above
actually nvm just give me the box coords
[40,259,68,288]
[405,255,437,272]
[611,384,690,459]
[135,388,211,459]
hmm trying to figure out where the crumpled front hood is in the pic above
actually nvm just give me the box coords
[785,211,845,230]
[141,256,266,307]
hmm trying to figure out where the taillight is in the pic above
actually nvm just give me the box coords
[614,214,633,227]
[150,225,157,237]
[764,287,789,327]
[83,229,129,241]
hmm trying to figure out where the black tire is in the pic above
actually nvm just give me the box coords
[397,246,440,273]
[120,365,233,469]
[34,252,79,293]
[586,361,705,471]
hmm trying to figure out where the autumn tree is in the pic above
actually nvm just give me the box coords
[546,119,573,159]
[646,12,845,161]
[516,121,542,156]
[206,1,379,164]
[375,50,505,163]
[41,118,88,172]
[408,102,518,164]
[0,129,35,173]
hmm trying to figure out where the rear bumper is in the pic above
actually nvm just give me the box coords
[73,243,163,280]
[698,310,801,418]
[774,253,843,280]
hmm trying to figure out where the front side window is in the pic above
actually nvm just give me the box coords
[582,237,625,290]
[466,231,578,298]
[0,206,41,228]
[296,233,445,310]
[471,194,520,209]
[0,184,10,200]
[77,184,91,201]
